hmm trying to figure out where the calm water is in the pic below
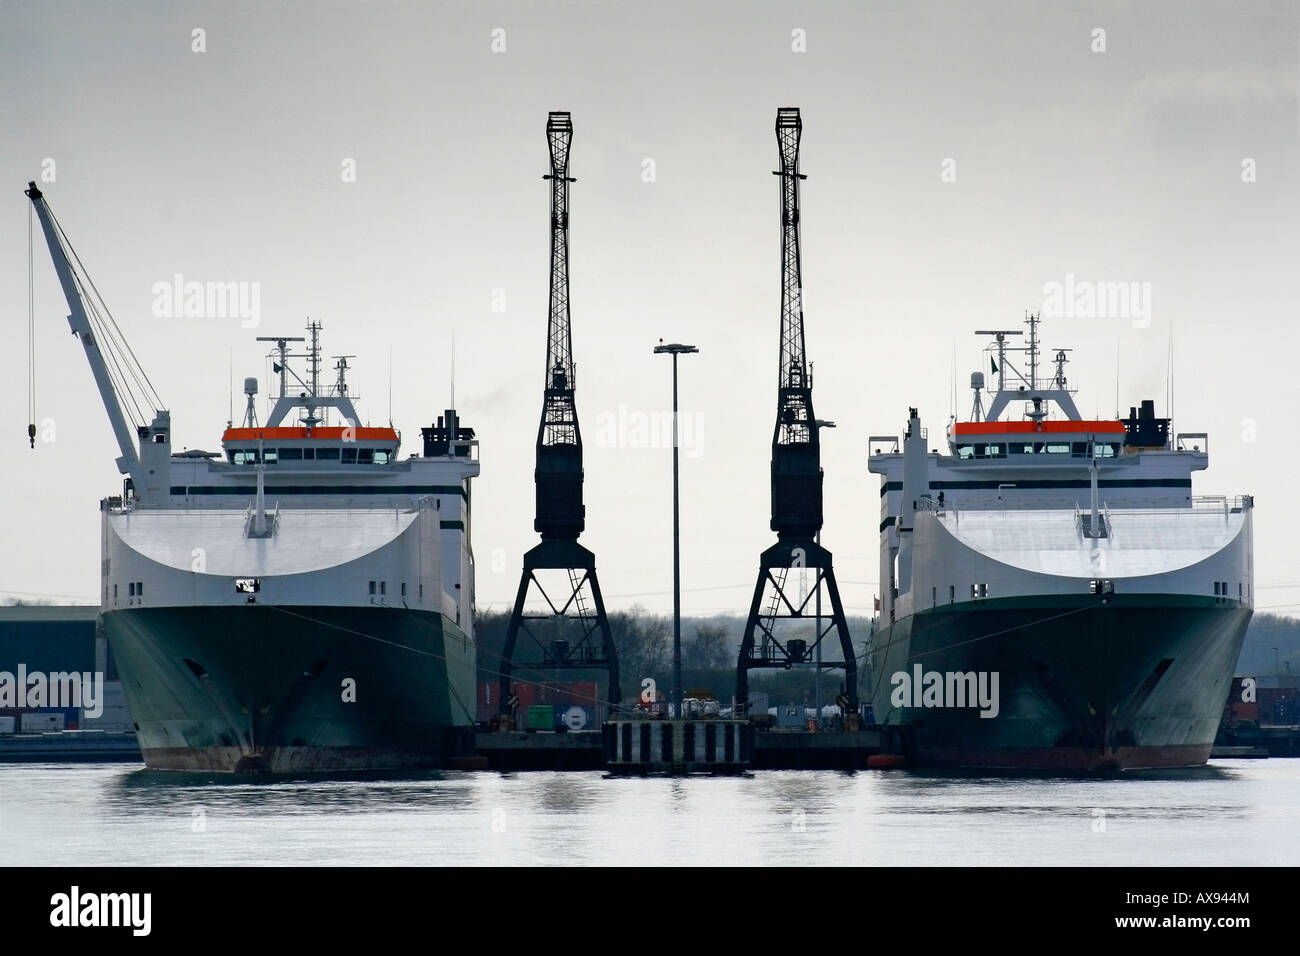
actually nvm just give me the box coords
[3,760,1299,866]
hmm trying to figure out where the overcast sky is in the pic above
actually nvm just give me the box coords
[1,0,1297,619]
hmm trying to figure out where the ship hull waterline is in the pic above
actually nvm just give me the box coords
[104,604,476,773]
[866,594,1251,772]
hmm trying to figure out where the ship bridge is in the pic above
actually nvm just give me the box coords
[220,426,401,467]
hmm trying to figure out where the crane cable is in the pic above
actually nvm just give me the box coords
[27,202,36,448]
[49,206,163,421]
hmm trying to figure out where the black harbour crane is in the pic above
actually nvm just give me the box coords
[735,108,858,717]
[499,112,621,719]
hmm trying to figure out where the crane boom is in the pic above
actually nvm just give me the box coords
[769,108,821,537]
[776,107,809,406]
[544,112,576,405]
[25,182,143,479]
[534,112,584,537]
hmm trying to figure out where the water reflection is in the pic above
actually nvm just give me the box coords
[107,767,477,816]
[2,761,1295,866]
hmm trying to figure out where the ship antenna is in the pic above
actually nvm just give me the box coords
[450,328,456,411]
[950,339,956,419]
[26,200,36,448]
[1025,310,1040,390]
[389,343,394,427]
[1167,321,1174,437]
[307,319,321,398]
[1114,336,1120,419]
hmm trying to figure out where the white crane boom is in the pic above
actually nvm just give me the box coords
[25,181,147,481]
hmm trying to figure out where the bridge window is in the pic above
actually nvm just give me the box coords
[302,448,315,460]
[357,448,374,464]
[373,450,390,465]
[957,445,975,460]
[1045,443,1070,454]
[317,448,340,461]
[1092,443,1117,458]
[262,449,278,464]
[235,578,261,594]
[278,448,303,460]
[232,450,260,465]
[1071,442,1088,456]
[342,448,358,464]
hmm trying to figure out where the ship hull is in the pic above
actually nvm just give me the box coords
[867,595,1250,771]
[104,604,475,773]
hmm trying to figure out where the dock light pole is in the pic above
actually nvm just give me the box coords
[813,418,835,726]
[654,341,698,720]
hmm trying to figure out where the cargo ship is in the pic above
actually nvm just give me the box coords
[866,315,1253,771]
[26,183,479,772]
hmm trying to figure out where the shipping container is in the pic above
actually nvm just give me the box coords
[525,704,557,732]
[482,680,602,724]
[19,712,65,733]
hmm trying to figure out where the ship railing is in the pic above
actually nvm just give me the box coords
[915,494,955,516]
[1072,502,1112,539]
[915,494,962,526]
[1076,496,1251,521]
[241,501,280,537]
[1191,495,1252,514]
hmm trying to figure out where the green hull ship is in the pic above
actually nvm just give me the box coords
[28,180,482,774]
[866,319,1253,771]
[869,596,1251,771]
[107,605,475,773]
